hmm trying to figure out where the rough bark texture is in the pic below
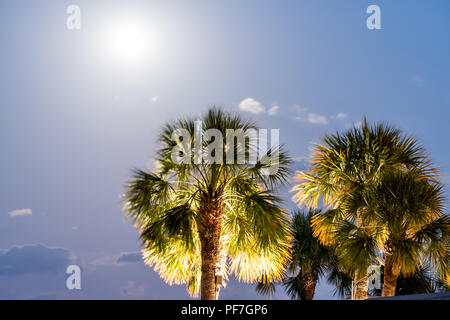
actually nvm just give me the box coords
[299,269,318,300]
[353,274,369,300]
[197,195,224,300]
[382,252,400,297]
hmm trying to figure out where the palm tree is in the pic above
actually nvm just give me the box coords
[395,266,449,295]
[124,108,293,300]
[359,169,449,296]
[291,119,440,299]
[284,210,334,300]
[368,265,449,296]
[311,170,449,298]
[256,210,352,300]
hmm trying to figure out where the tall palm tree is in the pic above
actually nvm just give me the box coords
[291,119,440,299]
[256,210,352,300]
[124,108,293,300]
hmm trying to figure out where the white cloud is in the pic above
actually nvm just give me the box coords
[293,105,308,113]
[411,74,424,86]
[267,105,279,116]
[151,96,159,104]
[293,105,328,125]
[239,98,265,114]
[336,113,347,120]
[8,208,32,217]
[307,113,328,125]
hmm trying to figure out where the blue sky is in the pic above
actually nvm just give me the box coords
[1,0,449,299]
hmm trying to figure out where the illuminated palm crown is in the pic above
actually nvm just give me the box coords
[124,108,293,297]
[292,119,449,285]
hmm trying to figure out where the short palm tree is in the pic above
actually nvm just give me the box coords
[284,210,334,300]
[359,169,449,296]
[291,119,440,299]
[368,265,449,296]
[395,266,449,295]
[256,210,352,300]
[124,108,293,299]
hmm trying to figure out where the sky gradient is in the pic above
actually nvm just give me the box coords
[1,0,449,299]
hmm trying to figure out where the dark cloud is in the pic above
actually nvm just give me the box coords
[0,244,72,276]
[116,252,142,264]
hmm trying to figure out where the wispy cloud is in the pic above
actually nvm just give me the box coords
[240,99,345,125]
[336,113,347,120]
[411,74,424,86]
[151,96,159,104]
[344,120,364,129]
[307,113,328,125]
[293,105,308,113]
[88,256,117,269]
[8,208,32,217]
[88,251,143,271]
[292,105,329,125]
[117,252,142,264]
[267,105,279,116]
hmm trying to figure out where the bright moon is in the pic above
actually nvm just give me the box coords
[112,25,146,60]
[104,18,154,64]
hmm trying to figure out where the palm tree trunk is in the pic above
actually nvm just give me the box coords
[299,269,318,300]
[353,274,369,300]
[382,252,400,297]
[352,214,369,300]
[215,236,229,300]
[197,195,224,300]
